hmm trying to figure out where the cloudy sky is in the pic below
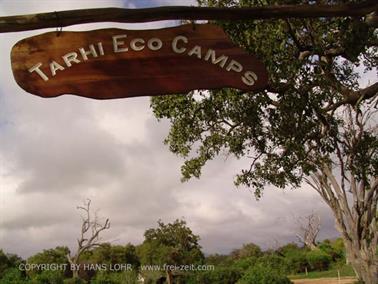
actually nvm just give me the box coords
[0,0,342,259]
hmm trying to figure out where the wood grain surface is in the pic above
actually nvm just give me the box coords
[11,24,268,99]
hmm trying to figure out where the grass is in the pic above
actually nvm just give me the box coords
[289,264,356,279]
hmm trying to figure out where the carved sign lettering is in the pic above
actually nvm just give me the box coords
[11,24,268,99]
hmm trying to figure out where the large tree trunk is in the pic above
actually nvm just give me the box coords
[66,254,80,279]
[343,238,378,284]
[72,268,79,279]
[307,161,378,284]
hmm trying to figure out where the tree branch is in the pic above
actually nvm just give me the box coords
[0,1,377,33]
[323,82,378,112]
[68,199,111,275]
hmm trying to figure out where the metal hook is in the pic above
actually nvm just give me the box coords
[54,11,62,36]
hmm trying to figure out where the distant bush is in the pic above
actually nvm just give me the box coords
[62,278,85,284]
[231,243,263,260]
[205,254,233,266]
[0,268,29,284]
[232,256,258,272]
[318,238,345,261]
[276,243,302,256]
[91,270,138,284]
[285,250,308,273]
[26,247,70,279]
[256,254,287,273]
[306,250,332,271]
[236,264,292,284]
[184,267,242,284]
[31,269,65,284]
[137,271,162,284]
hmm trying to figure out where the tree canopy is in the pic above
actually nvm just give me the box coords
[151,0,377,283]
[138,219,204,266]
[152,0,377,196]
[137,219,204,284]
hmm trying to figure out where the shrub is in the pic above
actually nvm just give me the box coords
[232,256,258,272]
[0,268,30,284]
[184,267,242,284]
[231,243,263,259]
[318,238,345,261]
[306,250,332,271]
[284,250,308,273]
[62,278,85,284]
[256,255,287,273]
[91,271,138,284]
[31,270,64,284]
[236,264,292,284]
[205,254,233,266]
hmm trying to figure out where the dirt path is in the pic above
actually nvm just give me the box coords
[291,277,357,284]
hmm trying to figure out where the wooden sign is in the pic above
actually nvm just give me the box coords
[11,24,268,99]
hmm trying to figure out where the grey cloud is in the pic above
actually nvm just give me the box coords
[0,0,340,259]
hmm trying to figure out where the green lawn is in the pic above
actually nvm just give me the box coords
[289,264,356,279]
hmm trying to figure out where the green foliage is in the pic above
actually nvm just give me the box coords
[27,247,69,266]
[62,278,85,284]
[231,256,258,272]
[151,3,378,276]
[236,264,293,284]
[0,268,29,284]
[31,270,64,284]
[138,271,162,284]
[0,250,9,276]
[91,270,138,284]
[184,267,242,284]
[284,249,309,274]
[276,243,302,256]
[230,243,263,259]
[82,243,139,270]
[0,250,23,277]
[276,243,308,273]
[137,219,204,268]
[0,251,28,284]
[26,247,69,279]
[290,263,356,279]
[256,254,287,273]
[306,249,332,271]
[0,237,352,283]
[205,254,232,266]
[150,0,377,197]
[318,238,345,261]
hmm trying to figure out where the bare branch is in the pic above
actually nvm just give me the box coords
[296,212,321,250]
[0,1,377,33]
[67,199,111,279]
[323,82,378,112]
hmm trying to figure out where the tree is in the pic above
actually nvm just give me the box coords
[0,250,12,277]
[66,199,110,279]
[296,213,321,250]
[230,243,263,259]
[137,219,204,284]
[86,243,140,270]
[0,268,29,284]
[236,264,292,284]
[0,250,25,282]
[27,246,70,279]
[318,238,345,261]
[276,243,308,274]
[150,1,378,283]
[306,249,332,271]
